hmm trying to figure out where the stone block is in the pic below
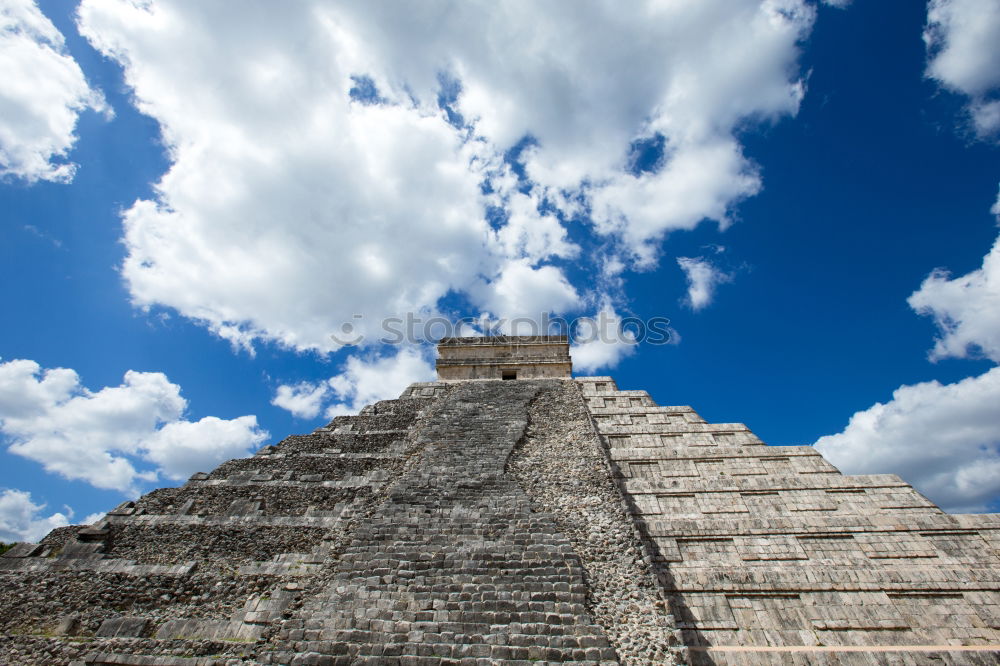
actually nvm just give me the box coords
[96,616,150,638]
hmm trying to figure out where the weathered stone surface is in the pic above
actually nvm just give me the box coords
[0,336,997,665]
[0,387,441,664]
[436,334,572,380]
[260,380,626,664]
[579,375,1000,664]
[508,379,680,663]
[96,617,150,639]
[1,542,43,558]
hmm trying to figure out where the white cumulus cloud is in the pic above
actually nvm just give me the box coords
[141,415,268,482]
[75,0,817,350]
[817,194,1000,512]
[272,347,436,421]
[570,301,638,373]
[590,139,763,267]
[494,191,579,265]
[473,260,581,323]
[271,381,331,420]
[0,488,71,543]
[677,256,732,310]
[925,0,1000,136]
[815,368,1000,512]
[0,359,268,494]
[0,0,108,182]
[325,347,436,418]
[908,190,1000,363]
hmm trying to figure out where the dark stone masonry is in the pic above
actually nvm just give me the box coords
[1,336,998,665]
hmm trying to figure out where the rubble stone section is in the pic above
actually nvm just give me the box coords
[436,335,572,380]
[261,379,617,664]
[579,376,1000,665]
[508,380,682,665]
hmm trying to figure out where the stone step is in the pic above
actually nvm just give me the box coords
[259,380,618,662]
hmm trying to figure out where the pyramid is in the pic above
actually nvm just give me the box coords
[1,335,998,665]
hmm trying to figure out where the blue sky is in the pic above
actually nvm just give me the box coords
[1,0,999,541]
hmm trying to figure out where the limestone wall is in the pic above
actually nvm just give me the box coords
[436,361,572,380]
[435,335,572,380]
[578,376,1000,665]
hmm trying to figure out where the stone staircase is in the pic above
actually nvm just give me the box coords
[1,379,681,664]
[0,386,447,664]
[261,380,617,664]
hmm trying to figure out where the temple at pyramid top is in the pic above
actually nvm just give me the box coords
[435,334,572,380]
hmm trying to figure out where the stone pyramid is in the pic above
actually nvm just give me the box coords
[1,335,998,665]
